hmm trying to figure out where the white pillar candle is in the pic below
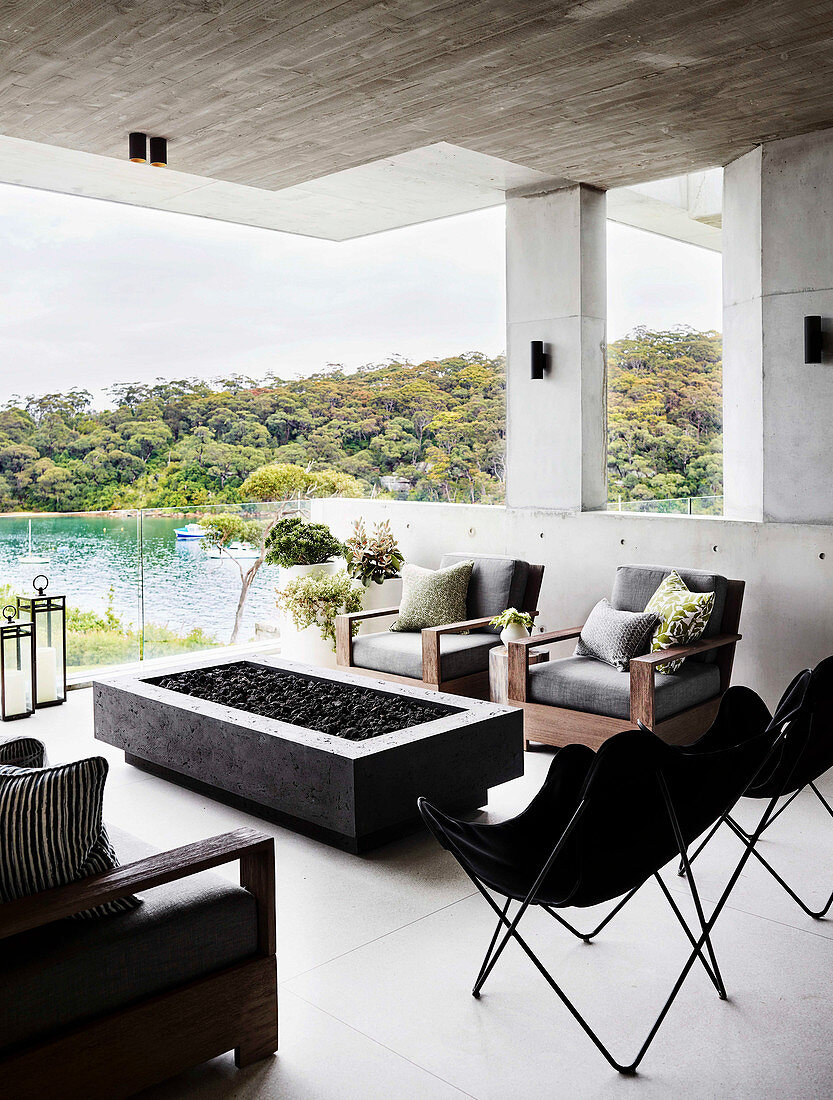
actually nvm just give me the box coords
[4,668,27,717]
[36,646,58,704]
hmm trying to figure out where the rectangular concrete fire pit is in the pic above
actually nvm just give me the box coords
[93,655,523,852]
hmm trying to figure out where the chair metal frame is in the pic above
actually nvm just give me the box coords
[680,779,833,919]
[420,714,803,1075]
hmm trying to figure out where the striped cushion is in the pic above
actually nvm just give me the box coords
[0,736,46,769]
[0,757,141,919]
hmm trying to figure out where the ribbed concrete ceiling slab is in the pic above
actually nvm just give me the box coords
[2,0,833,193]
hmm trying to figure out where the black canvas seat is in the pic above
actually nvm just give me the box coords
[418,675,811,1074]
[681,656,833,918]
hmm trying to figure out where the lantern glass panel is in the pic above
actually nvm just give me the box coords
[1,623,33,718]
[34,601,64,704]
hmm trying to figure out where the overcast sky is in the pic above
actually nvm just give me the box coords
[0,182,722,407]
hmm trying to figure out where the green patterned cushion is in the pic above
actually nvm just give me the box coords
[645,571,715,675]
[390,560,473,632]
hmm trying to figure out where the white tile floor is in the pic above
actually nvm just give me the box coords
[31,690,833,1098]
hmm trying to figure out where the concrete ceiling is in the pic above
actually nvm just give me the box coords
[3,0,833,194]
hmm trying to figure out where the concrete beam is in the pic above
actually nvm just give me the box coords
[607,169,722,252]
[505,185,607,512]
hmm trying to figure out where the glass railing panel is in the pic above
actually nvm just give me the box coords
[0,512,142,675]
[138,499,310,660]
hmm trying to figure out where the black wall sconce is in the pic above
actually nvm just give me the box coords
[149,137,167,168]
[128,132,147,163]
[531,340,550,379]
[805,316,823,364]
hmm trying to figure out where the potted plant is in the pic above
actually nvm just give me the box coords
[490,608,534,646]
[343,519,404,625]
[276,570,363,669]
[265,516,345,580]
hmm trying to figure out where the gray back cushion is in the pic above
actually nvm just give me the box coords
[441,554,530,634]
[611,564,728,662]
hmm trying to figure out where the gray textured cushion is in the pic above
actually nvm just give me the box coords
[574,598,657,671]
[528,656,721,720]
[0,827,258,1051]
[611,565,728,663]
[441,553,530,634]
[352,630,500,680]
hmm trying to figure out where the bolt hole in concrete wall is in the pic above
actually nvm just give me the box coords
[620,538,626,546]
[820,553,826,560]
[712,545,719,552]
[468,527,476,537]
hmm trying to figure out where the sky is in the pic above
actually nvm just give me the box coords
[0,182,722,407]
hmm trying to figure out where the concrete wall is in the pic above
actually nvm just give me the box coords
[724,128,833,523]
[314,497,833,710]
[505,184,607,512]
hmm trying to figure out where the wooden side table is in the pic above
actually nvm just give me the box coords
[489,644,549,705]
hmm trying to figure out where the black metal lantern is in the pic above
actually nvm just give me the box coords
[0,606,35,721]
[17,575,67,708]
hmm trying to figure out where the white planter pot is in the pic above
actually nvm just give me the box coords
[500,622,530,646]
[358,576,402,635]
[278,561,339,667]
[286,623,338,670]
[280,561,336,583]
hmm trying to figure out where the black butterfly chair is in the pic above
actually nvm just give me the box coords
[418,677,811,1075]
[680,656,833,918]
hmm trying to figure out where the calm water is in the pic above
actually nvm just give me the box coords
[0,515,284,646]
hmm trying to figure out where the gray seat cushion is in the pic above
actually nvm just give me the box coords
[351,630,500,680]
[0,827,257,1051]
[441,553,530,634]
[528,655,721,721]
[611,564,728,662]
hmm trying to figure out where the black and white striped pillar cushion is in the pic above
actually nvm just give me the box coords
[0,756,141,919]
[0,735,46,769]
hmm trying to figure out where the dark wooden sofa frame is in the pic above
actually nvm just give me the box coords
[335,564,545,699]
[0,827,278,1100]
[507,579,745,750]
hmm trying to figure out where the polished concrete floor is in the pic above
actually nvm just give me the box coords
[32,689,833,1098]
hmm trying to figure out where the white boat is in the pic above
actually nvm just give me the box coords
[174,522,208,540]
[18,519,50,566]
[206,541,260,561]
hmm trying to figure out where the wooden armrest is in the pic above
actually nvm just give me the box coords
[335,606,399,625]
[0,828,275,946]
[422,616,494,636]
[629,633,741,668]
[630,633,741,728]
[505,627,584,702]
[509,626,584,650]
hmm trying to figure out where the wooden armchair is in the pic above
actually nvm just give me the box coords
[507,565,744,751]
[0,827,278,1100]
[336,554,544,699]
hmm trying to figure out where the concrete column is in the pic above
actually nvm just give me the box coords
[505,184,607,511]
[723,128,833,523]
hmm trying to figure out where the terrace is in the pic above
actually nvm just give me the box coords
[3,2,833,1097]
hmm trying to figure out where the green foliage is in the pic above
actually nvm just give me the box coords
[344,518,404,587]
[489,608,533,629]
[265,516,344,568]
[200,513,263,552]
[607,327,722,503]
[276,570,363,649]
[0,354,507,510]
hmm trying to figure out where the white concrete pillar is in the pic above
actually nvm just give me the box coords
[723,129,833,523]
[505,184,607,511]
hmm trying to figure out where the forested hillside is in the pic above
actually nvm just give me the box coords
[0,329,722,512]
[607,327,723,503]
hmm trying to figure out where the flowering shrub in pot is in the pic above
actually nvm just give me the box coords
[343,519,404,588]
[276,570,363,668]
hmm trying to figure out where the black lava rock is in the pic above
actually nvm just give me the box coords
[151,663,455,741]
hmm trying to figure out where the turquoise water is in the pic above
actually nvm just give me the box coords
[0,515,284,649]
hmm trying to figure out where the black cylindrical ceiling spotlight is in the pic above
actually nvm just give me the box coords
[149,136,167,168]
[128,132,147,163]
[530,340,548,380]
[805,315,823,364]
